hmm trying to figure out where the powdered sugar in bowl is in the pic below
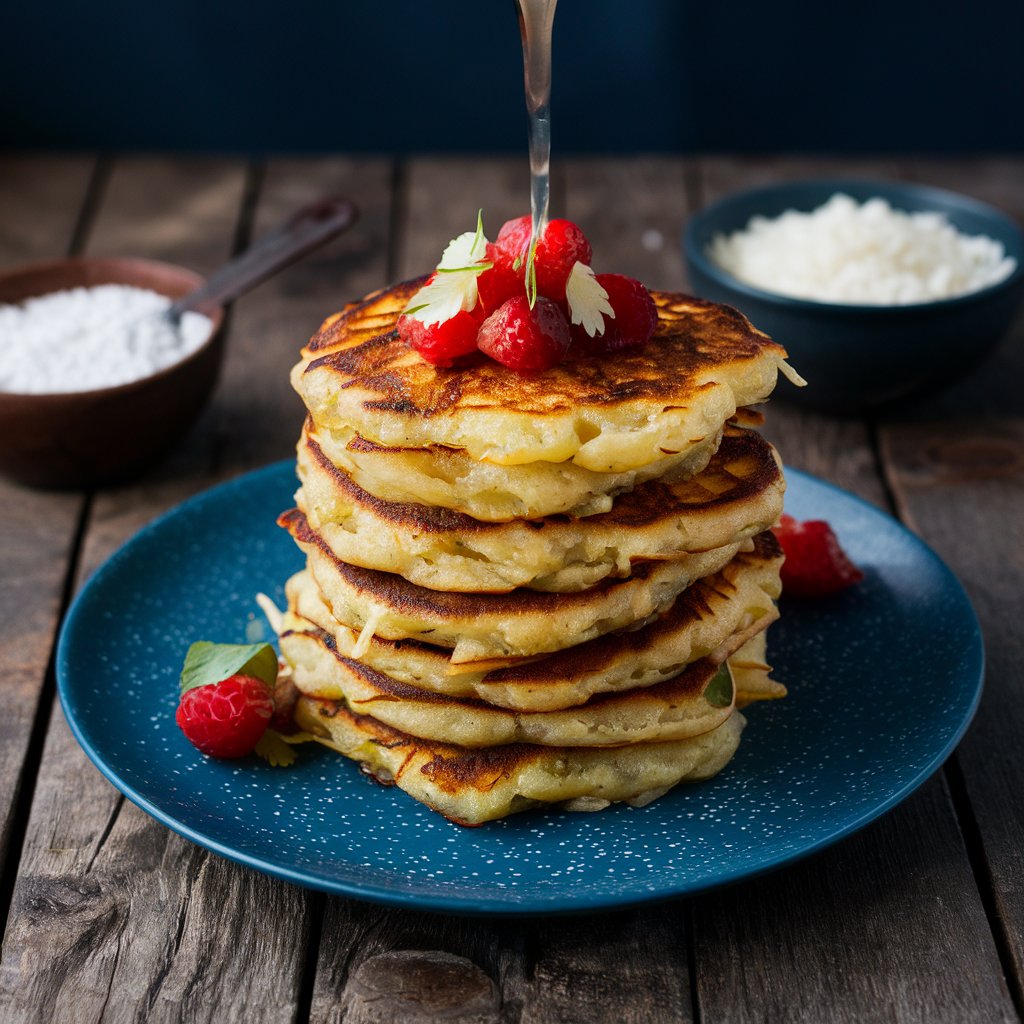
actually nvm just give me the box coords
[0,258,224,488]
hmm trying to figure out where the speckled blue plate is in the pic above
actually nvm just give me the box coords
[57,462,983,914]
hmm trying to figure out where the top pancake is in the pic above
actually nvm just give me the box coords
[292,278,801,472]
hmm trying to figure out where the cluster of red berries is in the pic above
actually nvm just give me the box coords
[773,514,865,598]
[397,215,658,372]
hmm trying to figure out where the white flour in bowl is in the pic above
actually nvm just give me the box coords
[708,193,1017,305]
[0,285,213,394]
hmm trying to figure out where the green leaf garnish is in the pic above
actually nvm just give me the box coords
[402,303,429,316]
[470,208,485,257]
[525,236,539,309]
[254,730,298,767]
[180,641,278,696]
[436,261,494,274]
[512,255,523,271]
[704,662,735,708]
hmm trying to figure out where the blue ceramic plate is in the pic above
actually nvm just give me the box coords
[57,462,983,914]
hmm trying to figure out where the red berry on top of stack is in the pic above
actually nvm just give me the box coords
[396,213,657,372]
[477,295,571,372]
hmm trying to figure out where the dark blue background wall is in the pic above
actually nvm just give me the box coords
[3,0,1022,153]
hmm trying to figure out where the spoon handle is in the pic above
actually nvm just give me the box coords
[168,196,359,318]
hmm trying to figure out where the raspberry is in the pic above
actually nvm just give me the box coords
[176,674,274,759]
[477,295,571,372]
[494,215,533,264]
[477,242,526,314]
[773,514,865,598]
[536,220,593,302]
[397,309,480,367]
[493,216,593,304]
[596,274,657,352]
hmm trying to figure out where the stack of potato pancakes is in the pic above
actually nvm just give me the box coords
[277,279,799,825]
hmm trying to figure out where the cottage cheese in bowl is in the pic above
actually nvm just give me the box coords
[708,193,1017,306]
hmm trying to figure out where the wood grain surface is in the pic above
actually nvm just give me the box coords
[0,156,96,897]
[0,153,1020,1024]
[883,158,1024,1013]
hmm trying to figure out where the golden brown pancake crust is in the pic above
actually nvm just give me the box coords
[306,698,541,792]
[482,531,781,685]
[300,424,782,536]
[300,278,788,419]
[281,534,779,671]
[279,506,702,618]
[294,625,721,712]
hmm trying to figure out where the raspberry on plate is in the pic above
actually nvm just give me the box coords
[397,310,480,367]
[176,674,274,759]
[477,295,571,372]
[493,216,593,304]
[773,514,865,597]
[596,274,657,352]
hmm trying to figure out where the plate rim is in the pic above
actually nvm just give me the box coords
[56,461,985,915]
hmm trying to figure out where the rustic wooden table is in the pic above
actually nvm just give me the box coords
[0,154,1021,1024]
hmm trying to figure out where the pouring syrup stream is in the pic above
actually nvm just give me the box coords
[515,0,557,299]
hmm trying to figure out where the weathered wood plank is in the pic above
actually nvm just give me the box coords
[397,155,538,281]
[519,909,691,1024]
[695,155,907,200]
[695,780,1014,1024]
[0,155,96,261]
[0,156,342,1024]
[688,156,1016,1024]
[880,157,1024,1004]
[565,155,690,292]
[314,899,693,1024]
[0,155,96,893]
[213,157,395,474]
[311,902,515,1024]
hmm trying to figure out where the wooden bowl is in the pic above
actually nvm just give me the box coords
[0,258,225,488]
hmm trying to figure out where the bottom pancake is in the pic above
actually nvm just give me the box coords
[293,697,746,826]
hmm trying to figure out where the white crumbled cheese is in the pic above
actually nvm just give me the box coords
[708,193,1017,305]
[0,284,212,394]
[565,261,613,337]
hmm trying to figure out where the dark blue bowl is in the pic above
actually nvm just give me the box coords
[684,179,1024,414]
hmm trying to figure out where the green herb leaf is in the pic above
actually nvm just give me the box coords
[402,303,429,316]
[435,261,494,274]
[254,730,298,767]
[704,662,735,708]
[471,208,485,257]
[180,641,278,696]
[525,236,539,309]
[512,255,523,271]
